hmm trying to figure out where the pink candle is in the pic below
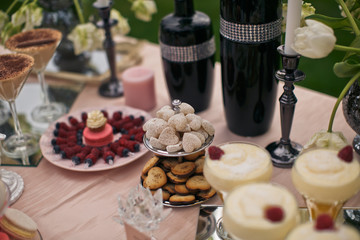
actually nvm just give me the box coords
[121,66,157,111]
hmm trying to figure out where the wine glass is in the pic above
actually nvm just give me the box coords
[203,141,273,239]
[0,101,9,126]
[292,147,360,221]
[0,53,39,158]
[5,28,66,123]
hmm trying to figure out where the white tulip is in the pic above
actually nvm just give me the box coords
[292,19,336,58]
[131,0,157,22]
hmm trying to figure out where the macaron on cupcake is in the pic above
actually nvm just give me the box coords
[83,110,113,147]
[0,208,38,240]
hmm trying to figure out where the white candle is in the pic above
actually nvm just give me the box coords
[284,0,302,55]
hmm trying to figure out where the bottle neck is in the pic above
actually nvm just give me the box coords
[174,0,194,17]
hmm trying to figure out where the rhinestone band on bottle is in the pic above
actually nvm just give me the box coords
[220,17,282,44]
[160,36,216,63]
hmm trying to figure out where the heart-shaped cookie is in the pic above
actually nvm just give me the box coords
[158,127,179,146]
[182,132,202,152]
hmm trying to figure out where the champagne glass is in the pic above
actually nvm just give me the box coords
[203,141,273,239]
[5,28,66,123]
[0,53,39,158]
[292,147,360,221]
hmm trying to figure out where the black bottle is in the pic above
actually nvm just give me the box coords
[159,0,215,112]
[220,0,282,136]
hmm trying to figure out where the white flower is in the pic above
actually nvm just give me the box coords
[0,10,9,30]
[292,19,337,59]
[110,9,130,36]
[303,130,348,151]
[131,0,157,22]
[67,23,105,55]
[11,2,42,31]
[24,3,43,31]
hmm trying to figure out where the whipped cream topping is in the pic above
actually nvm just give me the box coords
[86,110,107,129]
[286,221,360,240]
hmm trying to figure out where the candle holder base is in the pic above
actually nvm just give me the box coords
[266,140,302,168]
[98,80,123,98]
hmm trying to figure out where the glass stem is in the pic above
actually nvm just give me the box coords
[8,100,24,141]
[37,71,50,105]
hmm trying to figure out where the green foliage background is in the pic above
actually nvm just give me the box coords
[0,0,352,98]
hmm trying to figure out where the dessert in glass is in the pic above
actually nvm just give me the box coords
[292,146,360,221]
[203,141,273,200]
[0,53,39,157]
[203,142,273,239]
[223,183,299,240]
[286,213,360,240]
[5,28,65,123]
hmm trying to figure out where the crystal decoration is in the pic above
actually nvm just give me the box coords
[114,184,171,238]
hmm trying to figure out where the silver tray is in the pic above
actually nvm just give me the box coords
[163,195,215,208]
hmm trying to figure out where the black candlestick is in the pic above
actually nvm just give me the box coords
[94,2,123,98]
[266,45,305,168]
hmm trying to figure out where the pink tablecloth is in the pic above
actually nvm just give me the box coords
[3,42,359,240]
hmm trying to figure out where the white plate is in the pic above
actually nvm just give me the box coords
[40,106,152,172]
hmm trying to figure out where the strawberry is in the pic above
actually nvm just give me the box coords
[208,146,224,160]
[338,145,353,163]
[315,214,334,230]
[264,206,284,222]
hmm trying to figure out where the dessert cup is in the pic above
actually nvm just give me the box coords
[0,53,39,158]
[203,141,273,200]
[286,214,360,240]
[223,183,299,240]
[203,141,273,239]
[292,148,360,221]
[6,28,65,123]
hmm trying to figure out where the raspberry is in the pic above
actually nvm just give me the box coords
[338,145,353,163]
[264,206,284,222]
[81,112,87,122]
[208,146,224,160]
[112,111,122,121]
[68,116,79,126]
[101,110,109,118]
[315,214,334,230]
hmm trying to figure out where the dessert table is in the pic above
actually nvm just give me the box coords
[2,41,360,240]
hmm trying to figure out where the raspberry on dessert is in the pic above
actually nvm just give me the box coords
[338,145,353,163]
[264,206,284,222]
[208,146,224,160]
[315,214,335,230]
